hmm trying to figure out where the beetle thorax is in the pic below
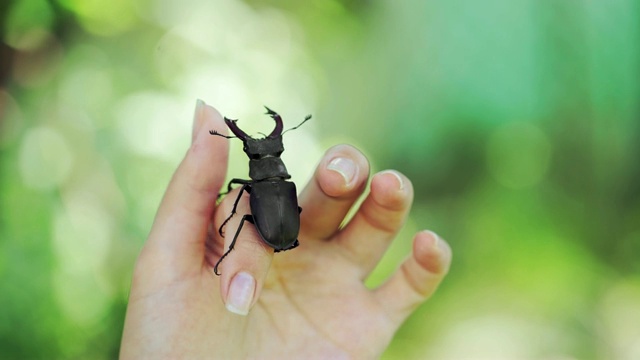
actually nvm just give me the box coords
[243,137,291,181]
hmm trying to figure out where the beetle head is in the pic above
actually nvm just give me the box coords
[223,108,285,160]
[243,136,285,160]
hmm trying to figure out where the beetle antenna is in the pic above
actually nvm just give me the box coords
[282,114,312,135]
[209,130,237,139]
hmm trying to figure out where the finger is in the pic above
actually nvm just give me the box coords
[212,186,273,316]
[335,170,413,277]
[298,144,370,240]
[141,100,229,276]
[374,231,452,326]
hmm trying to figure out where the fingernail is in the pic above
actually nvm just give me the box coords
[422,230,441,250]
[226,272,256,316]
[380,170,404,190]
[327,157,357,186]
[192,99,206,142]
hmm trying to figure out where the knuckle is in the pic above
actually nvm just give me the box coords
[359,205,401,235]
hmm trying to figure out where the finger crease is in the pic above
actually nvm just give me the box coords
[358,206,401,236]
[400,261,430,299]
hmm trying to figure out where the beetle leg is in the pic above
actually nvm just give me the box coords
[218,178,253,200]
[219,183,252,237]
[214,214,254,276]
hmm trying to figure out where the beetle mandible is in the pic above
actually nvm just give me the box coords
[209,106,311,275]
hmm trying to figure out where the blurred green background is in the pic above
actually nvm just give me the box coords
[1,0,639,358]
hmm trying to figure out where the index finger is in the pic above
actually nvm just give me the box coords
[141,100,229,278]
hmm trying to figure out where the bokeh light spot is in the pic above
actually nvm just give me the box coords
[4,0,54,50]
[18,126,74,190]
[51,193,114,327]
[52,268,111,328]
[600,280,640,359]
[58,66,113,114]
[428,313,569,359]
[115,92,188,162]
[53,192,113,273]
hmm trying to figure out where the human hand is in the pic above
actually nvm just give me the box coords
[119,100,452,359]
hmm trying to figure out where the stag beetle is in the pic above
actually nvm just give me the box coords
[209,106,311,275]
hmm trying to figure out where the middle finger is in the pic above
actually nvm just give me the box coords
[298,144,370,241]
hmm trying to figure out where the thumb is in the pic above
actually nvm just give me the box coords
[140,100,229,279]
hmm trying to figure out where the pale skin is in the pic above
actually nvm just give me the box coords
[120,101,452,359]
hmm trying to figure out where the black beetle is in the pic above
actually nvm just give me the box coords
[209,106,311,275]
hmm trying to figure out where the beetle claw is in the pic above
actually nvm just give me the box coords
[264,106,283,137]
[264,106,277,116]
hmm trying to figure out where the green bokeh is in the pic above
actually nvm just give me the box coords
[1,0,638,358]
